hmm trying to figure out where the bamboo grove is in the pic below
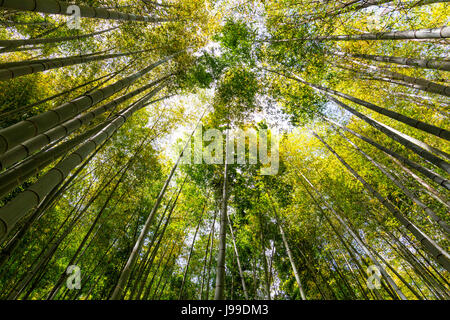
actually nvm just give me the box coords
[0,0,448,300]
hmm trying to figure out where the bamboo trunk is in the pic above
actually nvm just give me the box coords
[345,52,450,72]
[336,56,450,97]
[265,26,450,42]
[0,27,118,48]
[0,0,173,23]
[0,49,153,81]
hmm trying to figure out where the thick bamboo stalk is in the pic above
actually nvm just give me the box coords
[268,67,450,175]
[0,137,109,268]
[5,164,124,299]
[0,69,120,124]
[263,26,450,42]
[0,121,110,200]
[0,93,165,200]
[345,52,450,72]
[0,0,173,23]
[0,49,152,81]
[0,20,65,53]
[0,27,118,48]
[324,81,448,140]
[336,56,450,97]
